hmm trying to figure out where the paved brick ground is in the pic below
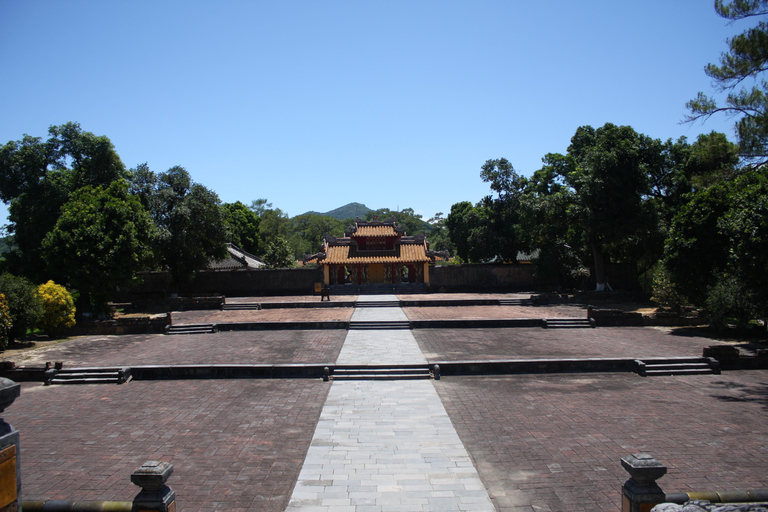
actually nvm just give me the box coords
[435,372,768,512]
[6,380,330,512]
[403,304,588,321]
[172,308,353,325]
[2,297,767,512]
[413,326,726,361]
[3,330,347,367]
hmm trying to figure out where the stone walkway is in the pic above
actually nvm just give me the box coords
[286,296,496,511]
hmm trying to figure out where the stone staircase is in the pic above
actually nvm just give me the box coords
[498,298,531,306]
[635,357,720,376]
[354,300,401,308]
[331,365,432,381]
[542,318,595,329]
[222,303,261,310]
[49,367,132,385]
[166,323,217,335]
[348,321,411,330]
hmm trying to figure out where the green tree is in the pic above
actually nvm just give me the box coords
[687,0,768,162]
[0,273,43,345]
[263,236,294,268]
[290,213,345,259]
[445,201,476,262]
[222,201,261,254]
[0,123,126,281]
[558,123,655,290]
[42,180,155,313]
[151,167,228,288]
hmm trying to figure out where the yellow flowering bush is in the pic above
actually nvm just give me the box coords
[37,281,76,336]
[0,294,12,350]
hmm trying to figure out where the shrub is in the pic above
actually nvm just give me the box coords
[651,263,687,314]
[0,273,44,344]
[0,294,12,350]
[706,273,756,331]
[37,281,76,336]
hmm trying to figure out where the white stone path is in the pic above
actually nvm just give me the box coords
[285,296,495,512]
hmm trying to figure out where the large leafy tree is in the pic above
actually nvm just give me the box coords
[222,201,261,255]
[143,166,228,287]
[663,168,768,322]
[687,0,768,162]
[0,123,126,280]
[0,273,43,346]
[556,123,655,290]
[290,213,344,259]
[42,180,155,313]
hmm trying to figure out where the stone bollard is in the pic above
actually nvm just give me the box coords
[130,461,176,512]
[0,378,21,512]
[621,453,667,512]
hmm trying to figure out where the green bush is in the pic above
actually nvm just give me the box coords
[650,263,687,314]
[705,274,756,331]
[0,273,43,346]
[37,280,76,337]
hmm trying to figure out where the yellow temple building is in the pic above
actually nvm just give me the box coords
[304,218,439,286]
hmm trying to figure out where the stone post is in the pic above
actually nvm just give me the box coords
[131,461,176,512]
[621,453,667,512]
[0,378,21,512]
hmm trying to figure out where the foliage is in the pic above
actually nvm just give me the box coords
[705,273,757,330]
[650,263,687,313]
[289,213,345,259]
[37,281,76,336]
[263,236,294,268]
[222,201,261,254]
[0,273,43,344]
[664,168,768,322]
[133,165,228,287]
[42,180,155,313]
[0,294,12,350]
[686,0,768,163]
[0,123,126,281]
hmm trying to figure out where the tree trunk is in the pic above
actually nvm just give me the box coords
[589,228,608,291]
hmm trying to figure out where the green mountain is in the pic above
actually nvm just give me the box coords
[303,202,373,220]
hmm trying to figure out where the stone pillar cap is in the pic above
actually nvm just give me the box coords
[131,461,174,491]
[622,454,667,485]
[0,378,20,413]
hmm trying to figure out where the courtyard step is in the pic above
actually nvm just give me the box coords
[166,323,217,335]
[498,298,531,306]
[636,357,720,377]
[332,365,432,381]
[49,367,132,385]
[542,318,595,328]
[348,321,411,330]
[354,301,401,308]
[222,303,261,310]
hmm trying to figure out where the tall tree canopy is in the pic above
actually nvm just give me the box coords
[42,180,155,313]
[0,122,126,280]
[687,0,768,162]
[134,165,228,287]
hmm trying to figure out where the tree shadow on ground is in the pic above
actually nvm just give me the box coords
[710,379,768,411]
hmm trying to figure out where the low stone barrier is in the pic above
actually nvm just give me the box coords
[621,453,768,512]
[71,315,170,335]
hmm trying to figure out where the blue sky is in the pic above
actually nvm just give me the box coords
[0,1,747,223]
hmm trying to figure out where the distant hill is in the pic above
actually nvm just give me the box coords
[302,202,373,220]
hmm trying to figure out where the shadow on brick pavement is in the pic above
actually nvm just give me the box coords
[3,301,768,512]
[6,380,329,512]
[435,371,768,512]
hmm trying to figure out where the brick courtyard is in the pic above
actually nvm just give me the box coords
[2,297,767,512]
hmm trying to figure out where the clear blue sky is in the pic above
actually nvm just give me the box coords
[0,0,746,223]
